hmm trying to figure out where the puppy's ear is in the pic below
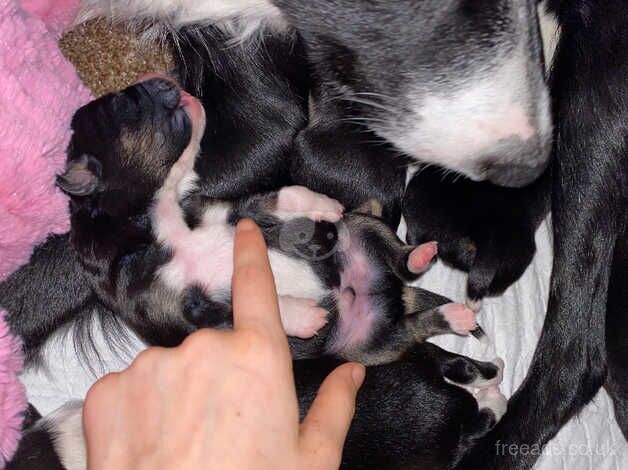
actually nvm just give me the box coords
[56,154,102,196]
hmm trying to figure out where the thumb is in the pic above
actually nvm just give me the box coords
[299,363,365,468]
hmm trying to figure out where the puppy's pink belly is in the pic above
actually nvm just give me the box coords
[329,237,379,353]
[331,289,378,353]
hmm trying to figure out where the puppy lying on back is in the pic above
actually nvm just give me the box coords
[10,91,510,463]
[58,76,483,365]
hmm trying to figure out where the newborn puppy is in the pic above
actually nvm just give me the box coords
[403,165,550,309]
[58,77,482,365]
[172,25,408,227]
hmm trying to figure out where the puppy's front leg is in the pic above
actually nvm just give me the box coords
[401,302,479,343]
[231,186,343,226]
[277,295,329,339]
[274,186,344,222]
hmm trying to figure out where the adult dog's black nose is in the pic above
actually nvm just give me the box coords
[140,77,181,111]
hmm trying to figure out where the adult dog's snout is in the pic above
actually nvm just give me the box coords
[478,137,552,187]
[482,160,548,187]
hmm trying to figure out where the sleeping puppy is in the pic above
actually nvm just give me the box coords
[57,76,485,365]
[171,25,409,227]
[403,165,550,309]
[9,342,506,470]
[79,0,553,187]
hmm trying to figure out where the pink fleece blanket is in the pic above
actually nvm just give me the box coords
[0,0,91,464]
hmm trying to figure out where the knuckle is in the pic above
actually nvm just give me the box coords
[132,347,163,369]
[179,329,217,356]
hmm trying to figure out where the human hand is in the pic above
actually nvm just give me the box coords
[82,219,365,470]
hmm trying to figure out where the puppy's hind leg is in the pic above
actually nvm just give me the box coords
[422,342,504,390]
[422,343,507,443]
[348,214,438,283]
[399,287,479,342]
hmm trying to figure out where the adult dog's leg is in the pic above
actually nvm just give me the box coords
[605,236,628,439]
[457,1,627,468]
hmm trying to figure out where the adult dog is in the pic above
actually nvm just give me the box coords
[457,1,628,468]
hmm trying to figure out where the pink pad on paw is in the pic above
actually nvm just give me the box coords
[278,297,329,339]
[441,303,478,335]
[407,241,437,273]
[276,186,344,223]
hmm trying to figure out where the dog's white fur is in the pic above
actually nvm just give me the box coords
[78,0,287,40]
[538,1,561,71]
[388,45,550,181]
[381,1,553,181]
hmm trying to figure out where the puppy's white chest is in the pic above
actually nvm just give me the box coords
[157,202,327,301]
[158,207,235,292]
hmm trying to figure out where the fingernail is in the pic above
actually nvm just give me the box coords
[351,364,366,388]
[237,219,257,233]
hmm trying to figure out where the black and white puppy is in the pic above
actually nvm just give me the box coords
[6,77,509,470]
[57,76,484,366]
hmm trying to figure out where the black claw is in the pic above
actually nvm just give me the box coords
[471,325,486,339]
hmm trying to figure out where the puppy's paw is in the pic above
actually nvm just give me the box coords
[407,241,438,273]
[278,296,329,339]
[276,186,344,223]
[475,384,508,423]
[440,303,478,335]
[469,358,505,389]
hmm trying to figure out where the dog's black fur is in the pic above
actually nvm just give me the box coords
[456,1,628,468]
[174,26,408,226]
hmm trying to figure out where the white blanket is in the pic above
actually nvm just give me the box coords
[22,217,628,469]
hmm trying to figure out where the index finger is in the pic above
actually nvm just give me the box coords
[231,219,285,339]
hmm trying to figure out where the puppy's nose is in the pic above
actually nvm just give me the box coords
[140,77,181,111]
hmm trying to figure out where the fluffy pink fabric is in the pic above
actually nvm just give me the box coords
[0,0,91,281]
[0,0,91,463]
[0,316,25,466]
